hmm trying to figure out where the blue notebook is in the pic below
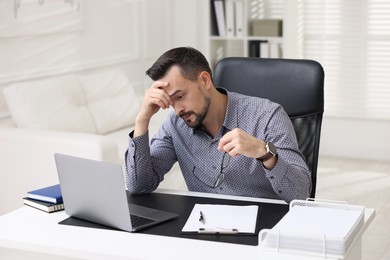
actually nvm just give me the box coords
[27,184,63,204]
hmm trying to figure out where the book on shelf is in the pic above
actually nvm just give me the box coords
[248,40,268,58]
[210,0,219,36]
[234,0,244,37]
[213,0,226,37]
[225,0,235,37]
[23,197,64,213]
[27,184,63,204]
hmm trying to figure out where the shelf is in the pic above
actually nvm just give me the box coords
[207,0,285,65]
[209,36,245,41]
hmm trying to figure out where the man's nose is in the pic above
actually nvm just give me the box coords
[173,103,184,116]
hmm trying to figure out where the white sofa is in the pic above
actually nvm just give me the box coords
[0,68,185,215]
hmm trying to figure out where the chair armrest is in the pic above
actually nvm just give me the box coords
[0,127,120,215]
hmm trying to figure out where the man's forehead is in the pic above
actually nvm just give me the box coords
[159,67,190,96]
[155,78,183,97]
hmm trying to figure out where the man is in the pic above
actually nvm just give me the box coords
[125,47,311,203]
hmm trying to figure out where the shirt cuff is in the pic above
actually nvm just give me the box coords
[127,131,150,156]
[264,157,289,194]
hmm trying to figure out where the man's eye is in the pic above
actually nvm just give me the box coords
[176,95,183,100]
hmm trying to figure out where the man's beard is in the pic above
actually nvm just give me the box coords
[180,96,210,129]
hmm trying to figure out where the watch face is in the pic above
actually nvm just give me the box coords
[257,141,278,162]
[267,142,277,156]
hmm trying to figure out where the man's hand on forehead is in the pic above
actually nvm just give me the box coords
[150,81,173,109]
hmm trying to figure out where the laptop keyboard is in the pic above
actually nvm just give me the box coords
[130,214,156,228]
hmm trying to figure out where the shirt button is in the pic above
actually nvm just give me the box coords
[270,176,274,179]
[278,190,283,193]
[212,165,217,170]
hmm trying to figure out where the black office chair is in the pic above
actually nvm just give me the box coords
[213,57,324,198]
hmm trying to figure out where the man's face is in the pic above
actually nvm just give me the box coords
[160,66,210,129]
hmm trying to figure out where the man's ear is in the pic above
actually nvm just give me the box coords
[198,71,212,89]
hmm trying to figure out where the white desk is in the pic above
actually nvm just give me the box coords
[0,189,375,260]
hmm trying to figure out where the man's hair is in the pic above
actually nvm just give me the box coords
[146,47,212,82]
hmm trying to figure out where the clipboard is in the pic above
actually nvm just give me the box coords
[181,204,259,235]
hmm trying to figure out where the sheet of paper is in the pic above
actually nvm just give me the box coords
[182,204,258,233]
[272,206,364,238]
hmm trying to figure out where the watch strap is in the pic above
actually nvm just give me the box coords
[257,152,274,162]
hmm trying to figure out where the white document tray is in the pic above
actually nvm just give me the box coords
[259,199,365,258]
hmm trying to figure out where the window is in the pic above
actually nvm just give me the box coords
[302,0,390,120]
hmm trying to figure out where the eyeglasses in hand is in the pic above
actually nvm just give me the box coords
[214,152,231,188]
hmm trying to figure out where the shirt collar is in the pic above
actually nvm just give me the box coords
[219,88,239,132]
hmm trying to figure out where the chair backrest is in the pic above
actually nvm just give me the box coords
[213,57,324,198]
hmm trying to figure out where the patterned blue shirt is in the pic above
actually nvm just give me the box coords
[125,90,311,203]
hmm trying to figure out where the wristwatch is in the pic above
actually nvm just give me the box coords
[257,141,277,162]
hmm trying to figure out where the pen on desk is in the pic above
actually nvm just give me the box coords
[199,211,205,224]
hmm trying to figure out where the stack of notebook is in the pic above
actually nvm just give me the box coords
[23,184,64,213]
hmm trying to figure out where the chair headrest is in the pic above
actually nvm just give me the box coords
[214,57,324,118]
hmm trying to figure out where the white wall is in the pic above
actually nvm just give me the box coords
[0,1,143,82]
[0,0,203,118]
[320,118,390,162]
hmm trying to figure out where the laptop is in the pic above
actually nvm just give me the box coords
[54,153,178,232]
